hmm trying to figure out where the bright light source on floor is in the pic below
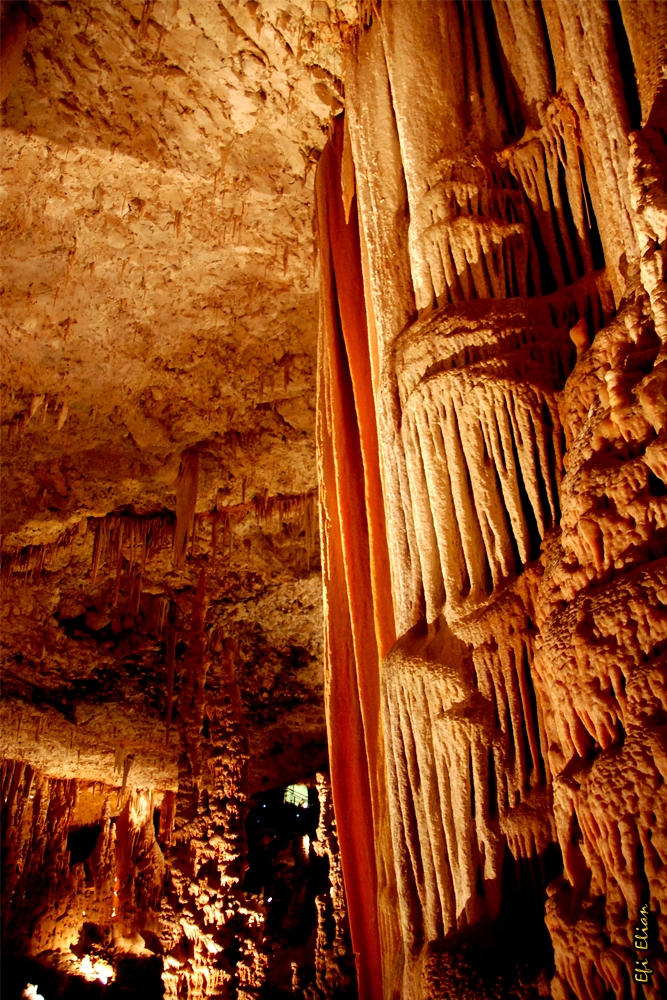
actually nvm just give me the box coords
[78,955,114,985]
[23,986,44,1000]
[284,783,309,807]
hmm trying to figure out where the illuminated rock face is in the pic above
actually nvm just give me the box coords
[316,2,667,999]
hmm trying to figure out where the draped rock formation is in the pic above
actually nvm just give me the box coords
[317,3,667,999]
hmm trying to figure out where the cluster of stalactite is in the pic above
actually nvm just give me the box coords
[317,2,667,998]
[0,571,269,995]
[0,487,319,587]
[1,760,164,977]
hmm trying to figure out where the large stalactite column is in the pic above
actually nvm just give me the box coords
[317,2,667,999]
[315,114,398,1000]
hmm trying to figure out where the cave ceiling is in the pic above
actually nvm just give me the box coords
[2,0,351,536]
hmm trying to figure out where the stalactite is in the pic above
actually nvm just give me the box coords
[173,451,199,570]
[91,516,107,586]
[120,754,133,801]
[165,617,177,746]
[56,401,68,430]
[111,518,124,606]
[319,5,667,994]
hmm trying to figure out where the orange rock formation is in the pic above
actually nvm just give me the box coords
[316,2,667,998]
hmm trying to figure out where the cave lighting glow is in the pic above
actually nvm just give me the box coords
[283,783,309,807]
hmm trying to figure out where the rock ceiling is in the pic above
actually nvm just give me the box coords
[2,0,354,540]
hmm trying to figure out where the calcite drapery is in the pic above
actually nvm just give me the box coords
[317,2,667,998]
[315,116,397,1000]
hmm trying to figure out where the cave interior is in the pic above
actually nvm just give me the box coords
[2,2,667,1000]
